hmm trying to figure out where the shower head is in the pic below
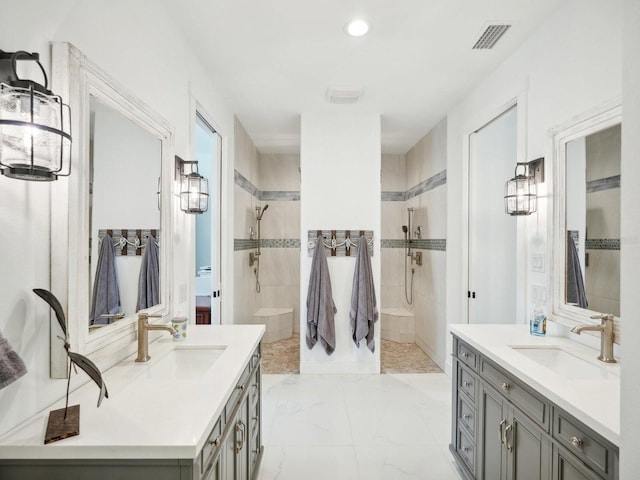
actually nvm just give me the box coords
[256,204,269,220]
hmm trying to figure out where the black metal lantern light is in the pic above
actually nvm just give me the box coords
[504,157,544,216]
[176,156,209,214]
[0,50,72,181]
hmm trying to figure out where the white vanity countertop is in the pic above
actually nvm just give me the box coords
[0,324,265,460]
[449,324,620,445]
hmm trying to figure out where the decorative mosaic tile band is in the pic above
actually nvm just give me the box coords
[381,169,447,201]
[235,170,300,201]
[234,238,301,251]
[585,238,620,251]
[234,238,258,251]
[260,239,301,248]
[381,238,446,251]
[587,175,620,194]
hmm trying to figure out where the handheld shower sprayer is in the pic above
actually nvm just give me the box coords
[256,204,269,221]
[252,204,269,293]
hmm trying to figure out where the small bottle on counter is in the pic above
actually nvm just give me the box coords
[529,308,547,336]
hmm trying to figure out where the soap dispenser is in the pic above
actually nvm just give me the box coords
[529,307,547,336]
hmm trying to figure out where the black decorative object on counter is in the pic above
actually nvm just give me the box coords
[32,289,108,444]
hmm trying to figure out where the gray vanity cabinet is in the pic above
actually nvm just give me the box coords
[0,343,264,480]
[478,382,551,480]
[450,335,618,480]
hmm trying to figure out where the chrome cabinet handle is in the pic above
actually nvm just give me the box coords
[207,436,220,447]
[461,352,469,359]
[501,382,511,391]
[505,423,513,452]
[463,413,471,421]
[498,419,507,446]
[463,446,471,453]
[463,380,472,388]
[570,435,584,449]
[237,384,245,392]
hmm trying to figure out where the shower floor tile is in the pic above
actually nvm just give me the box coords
[262,337,442,374]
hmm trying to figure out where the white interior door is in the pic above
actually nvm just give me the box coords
[468,106,518,324]
[195,113,222,324]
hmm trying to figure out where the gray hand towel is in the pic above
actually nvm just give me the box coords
[90,234,122,325]
[0,329,27,389]
[566,231,588,308]
[306,235,337,355]
[137,235,160,311]
[350,235,378,353]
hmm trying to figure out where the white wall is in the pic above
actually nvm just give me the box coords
[445,0,623,372]
[300,112,381,374]
[0,0,236,436]
[620,1,640,476]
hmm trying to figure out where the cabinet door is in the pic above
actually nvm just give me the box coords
[236,394,250,480]
[479,383,507,480]
[221,422,238,480]
[553,445,602,480]
[508,407,551,480]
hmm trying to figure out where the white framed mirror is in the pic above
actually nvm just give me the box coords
[50,43,174,376]
[550,98,621,340]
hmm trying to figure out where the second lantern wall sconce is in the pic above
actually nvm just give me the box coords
[0,49,72,181]
[175,155,209,214]
[504,157,544,216]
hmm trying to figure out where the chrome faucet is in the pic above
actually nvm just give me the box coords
[135,313,177,363]
[571,313,617,363]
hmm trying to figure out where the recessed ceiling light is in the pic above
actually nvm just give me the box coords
[345,19,369,37]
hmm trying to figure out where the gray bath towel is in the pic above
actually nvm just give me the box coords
[137,235,160,311]
[90,234,122,325]
[0,329,27,389]
[350,235,378,353]
[566,232,588,308]
[306,235,337,355]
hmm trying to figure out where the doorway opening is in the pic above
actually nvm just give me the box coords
[194,112,222,325]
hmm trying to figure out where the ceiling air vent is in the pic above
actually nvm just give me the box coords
[472,24,511,49]
[326,86,363,104]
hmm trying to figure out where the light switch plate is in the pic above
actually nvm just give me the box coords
[531,253,545,273]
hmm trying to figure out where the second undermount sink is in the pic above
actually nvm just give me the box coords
[143,345,226,380]
[510,345,619,381]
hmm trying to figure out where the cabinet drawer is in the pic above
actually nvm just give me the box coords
[457,395,475,436]
[554,409,617,479]
[456,426,475,474]
[225,364,251,418]
[480,358,550,430]
[458,363,476,402]
[456,340,478,370]
[201,417,223,474]
[250,369,260,408]
[251,345,262,369]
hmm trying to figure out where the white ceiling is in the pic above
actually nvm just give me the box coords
[160,0,566,154]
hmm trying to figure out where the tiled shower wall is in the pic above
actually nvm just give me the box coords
[257,153,301,333]
[233,118,301,331]
[381,118,448,366]
[233,119,260,324]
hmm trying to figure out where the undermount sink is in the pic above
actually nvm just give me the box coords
[509,345,618,380]
[143,345,226,380]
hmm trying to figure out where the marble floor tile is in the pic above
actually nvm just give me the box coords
[258,373,463,480]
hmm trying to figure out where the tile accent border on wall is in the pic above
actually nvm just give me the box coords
[381,238,446,251]
[381,169,446,201]
[235,170,300,201]
[234,238,301,251]
[586,175,620,194]
[585,238,620,250]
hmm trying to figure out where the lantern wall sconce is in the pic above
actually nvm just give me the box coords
[175,155,209,214]
[0,50,72,181]
[504,157,544,216]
